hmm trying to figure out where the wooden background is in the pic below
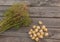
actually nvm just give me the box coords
[0,0,60,42]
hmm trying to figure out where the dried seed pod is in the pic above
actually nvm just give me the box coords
[30,35,33,37]
[36,26,40,29]
[40,31,44,36]
[35,29,38,32]
[42,25,46,29]
[32,36,35,40]
[39,21,43,24]
[39,35,43,38]
[30,29,33,32]
[35,37,39,42]
[29,31,32,35]
[45,32,49,36]
[42,25,48,31]
[37,32,40,36]
[33,25,36,29]
[44,28,48,32]
[32,31,36,34]
[39,29,43,32]
[33,33,37,37]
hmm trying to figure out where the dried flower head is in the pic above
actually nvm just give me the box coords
[0,3,32,33]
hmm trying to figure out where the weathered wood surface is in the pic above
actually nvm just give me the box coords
[0,0,60,42]
[0,0,60,6]
[0,7,60,18]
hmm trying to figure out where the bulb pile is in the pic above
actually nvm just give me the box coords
[28,21,49,42]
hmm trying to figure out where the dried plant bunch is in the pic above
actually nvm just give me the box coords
[0,3,31,33]
[28,21,49,42]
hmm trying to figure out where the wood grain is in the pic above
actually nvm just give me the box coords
[0,7,60,18]
[0,32,59,39]
[0,18,60,27]
[0,37,60,42]
[0,0,60,6]
[0,0,60,42]
[0,26,60,39]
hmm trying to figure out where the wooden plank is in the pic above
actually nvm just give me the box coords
[43,39,60,42]
[0,7,60,18]
[29,7,60,18]
[0,0,30,5]
[38,0,60,7]
[0,0,60,6]
[8,27,60,33]
[1,5,60,11]
[0,37,7,42]
[1,12,60,18]
[31,18,60,27]
[4,37,33,42]
[0,18,60,27]
[0,27,60,39]
[0,37,60,42]
[0,28,59,35]
[29,7,60,13]
[0,31,60,40]
[0,37,33,42]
